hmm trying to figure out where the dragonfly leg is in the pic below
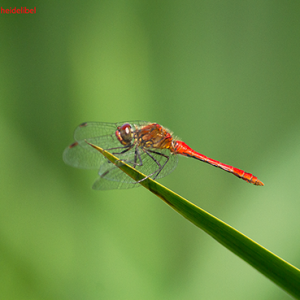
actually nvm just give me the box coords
[135,149,169,183]
[103,145,134,165]
[147,150,169,179]
[133,146,143,168]
[106,145,133,154]
[106,144,144,169]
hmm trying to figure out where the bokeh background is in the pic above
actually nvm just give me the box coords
[1,1,300,299]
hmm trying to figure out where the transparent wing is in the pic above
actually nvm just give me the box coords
[92,162,140,190]
[63,121,178,190]
[92,177,140,190]
[63,121,147,169]
[63,141,105,169]
[91,148,178,190]
[74,121,148,147]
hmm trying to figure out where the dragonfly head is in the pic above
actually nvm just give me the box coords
[116,123,133,146]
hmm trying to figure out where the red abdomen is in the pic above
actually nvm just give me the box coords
[174,141,264,186]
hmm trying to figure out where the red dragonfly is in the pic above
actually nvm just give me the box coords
[63,121,264,190]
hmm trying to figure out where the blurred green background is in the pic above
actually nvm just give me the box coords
[1,1,300,299]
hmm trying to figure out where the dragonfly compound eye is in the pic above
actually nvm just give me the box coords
[116,123,133,145]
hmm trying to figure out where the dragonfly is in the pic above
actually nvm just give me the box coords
[63,121,264,190]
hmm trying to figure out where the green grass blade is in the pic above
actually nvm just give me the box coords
[88,142,300,299]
